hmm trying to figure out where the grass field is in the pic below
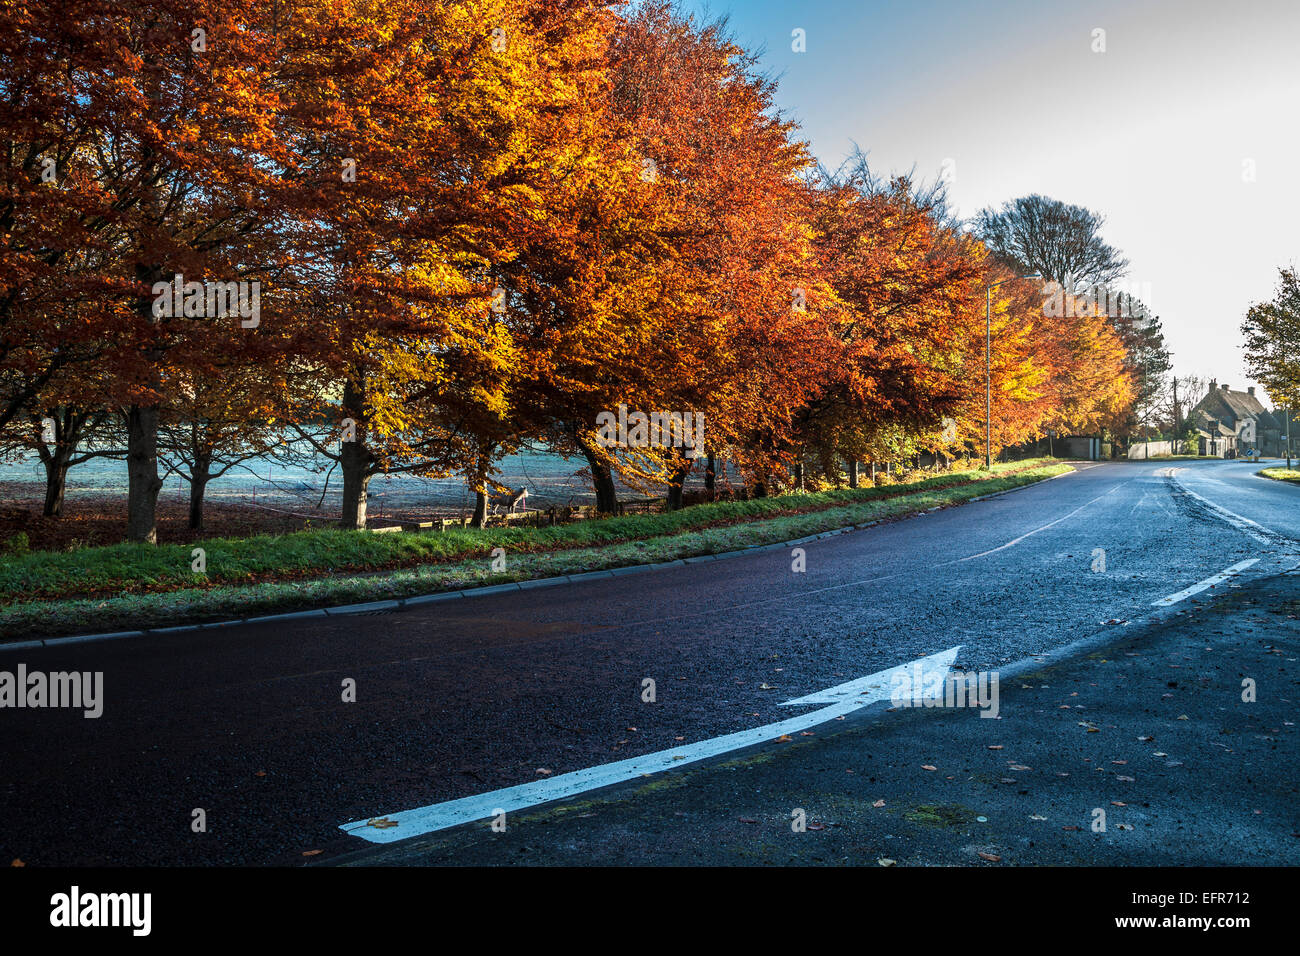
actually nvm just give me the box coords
[0,458,1071,639]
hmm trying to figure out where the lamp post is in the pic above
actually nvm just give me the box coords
[985,274,1041,468]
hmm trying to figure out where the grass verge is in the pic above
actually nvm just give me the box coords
[0,458,1071,640]
[1258,467,1300,484]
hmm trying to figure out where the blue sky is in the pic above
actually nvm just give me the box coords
[677,0,1300,403]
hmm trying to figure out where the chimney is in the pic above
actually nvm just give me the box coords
[1221,383,1230,392]
[1248,386,1255,396]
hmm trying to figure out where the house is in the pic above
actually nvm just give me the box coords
[1187,382,1281,457]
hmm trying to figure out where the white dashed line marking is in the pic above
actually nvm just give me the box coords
[1151,559,1259,607]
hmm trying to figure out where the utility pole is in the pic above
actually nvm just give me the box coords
[1171,377,1181,434]
[1279,403,1289,468]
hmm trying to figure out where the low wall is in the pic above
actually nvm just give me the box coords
[1128,441,1173,459]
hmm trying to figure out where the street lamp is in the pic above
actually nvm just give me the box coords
[985,274,1041,469]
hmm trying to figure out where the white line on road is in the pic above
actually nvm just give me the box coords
[957,485,1123,562]
[1151,559,1259,607]
[1168,468,1288,548]
[339,645,962,844]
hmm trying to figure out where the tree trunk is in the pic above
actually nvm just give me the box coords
[793,461,804,492]
[188,455,211,530]
[847,460,859,489]
[666,453,693,511]
[126,404,163,543]
[340,444,370,530]
[339,376,371,530]
[41,452,71,518]
[37,410,79,518]
[704,451,716,492]
[869,461,877,484]
[469,450,493,529]
[576,433,618,514]
[127,262,166,544]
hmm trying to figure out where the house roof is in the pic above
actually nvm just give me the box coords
[1192,384,1280,431]
[1191,409,1238,437]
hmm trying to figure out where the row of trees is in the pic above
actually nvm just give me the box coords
[1,0,1164,542]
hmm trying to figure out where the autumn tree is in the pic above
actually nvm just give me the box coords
[499,2,826,511]
[274,0,622,528]
[1242,267,1300,409]
[800,155,986,479]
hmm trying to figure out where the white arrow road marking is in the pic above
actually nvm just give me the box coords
[779,645,960,706]
[339,645,963,844]
[1151,559,1258,607]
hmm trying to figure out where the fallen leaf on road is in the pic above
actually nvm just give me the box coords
[1029,815,1048,821]
[775,734,793,742]
[987,745,1004,750]
[10,859,23,867]
[302,849,323,856]
[738,817,758,824]
[1111,801,1127,807]
[367,818,398,829]
[1000,778,1018,784]
[1116,824,1134,831]
[807,822,827,831]
[254,771,267,777]
[878,858,896,867]
[1177,715,1189,720]
[536,768,553,775]
[1062,825,1081,831]
[977,852,1002,862]
[1111,760,1127,765]
[1116,775,1135,782]
[921,764,937,771]
[1009,764,1031,771]
[873,799,886,808]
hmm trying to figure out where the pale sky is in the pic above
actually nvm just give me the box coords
[683,0,1300,406]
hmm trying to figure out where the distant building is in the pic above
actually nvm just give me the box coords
[1187,382,1281,457]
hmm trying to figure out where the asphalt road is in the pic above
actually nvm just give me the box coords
[1,459,1296,866]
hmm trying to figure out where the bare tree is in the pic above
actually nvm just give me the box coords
[972,195,1129,288]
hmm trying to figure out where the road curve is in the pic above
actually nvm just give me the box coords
[1,459,1295,864]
